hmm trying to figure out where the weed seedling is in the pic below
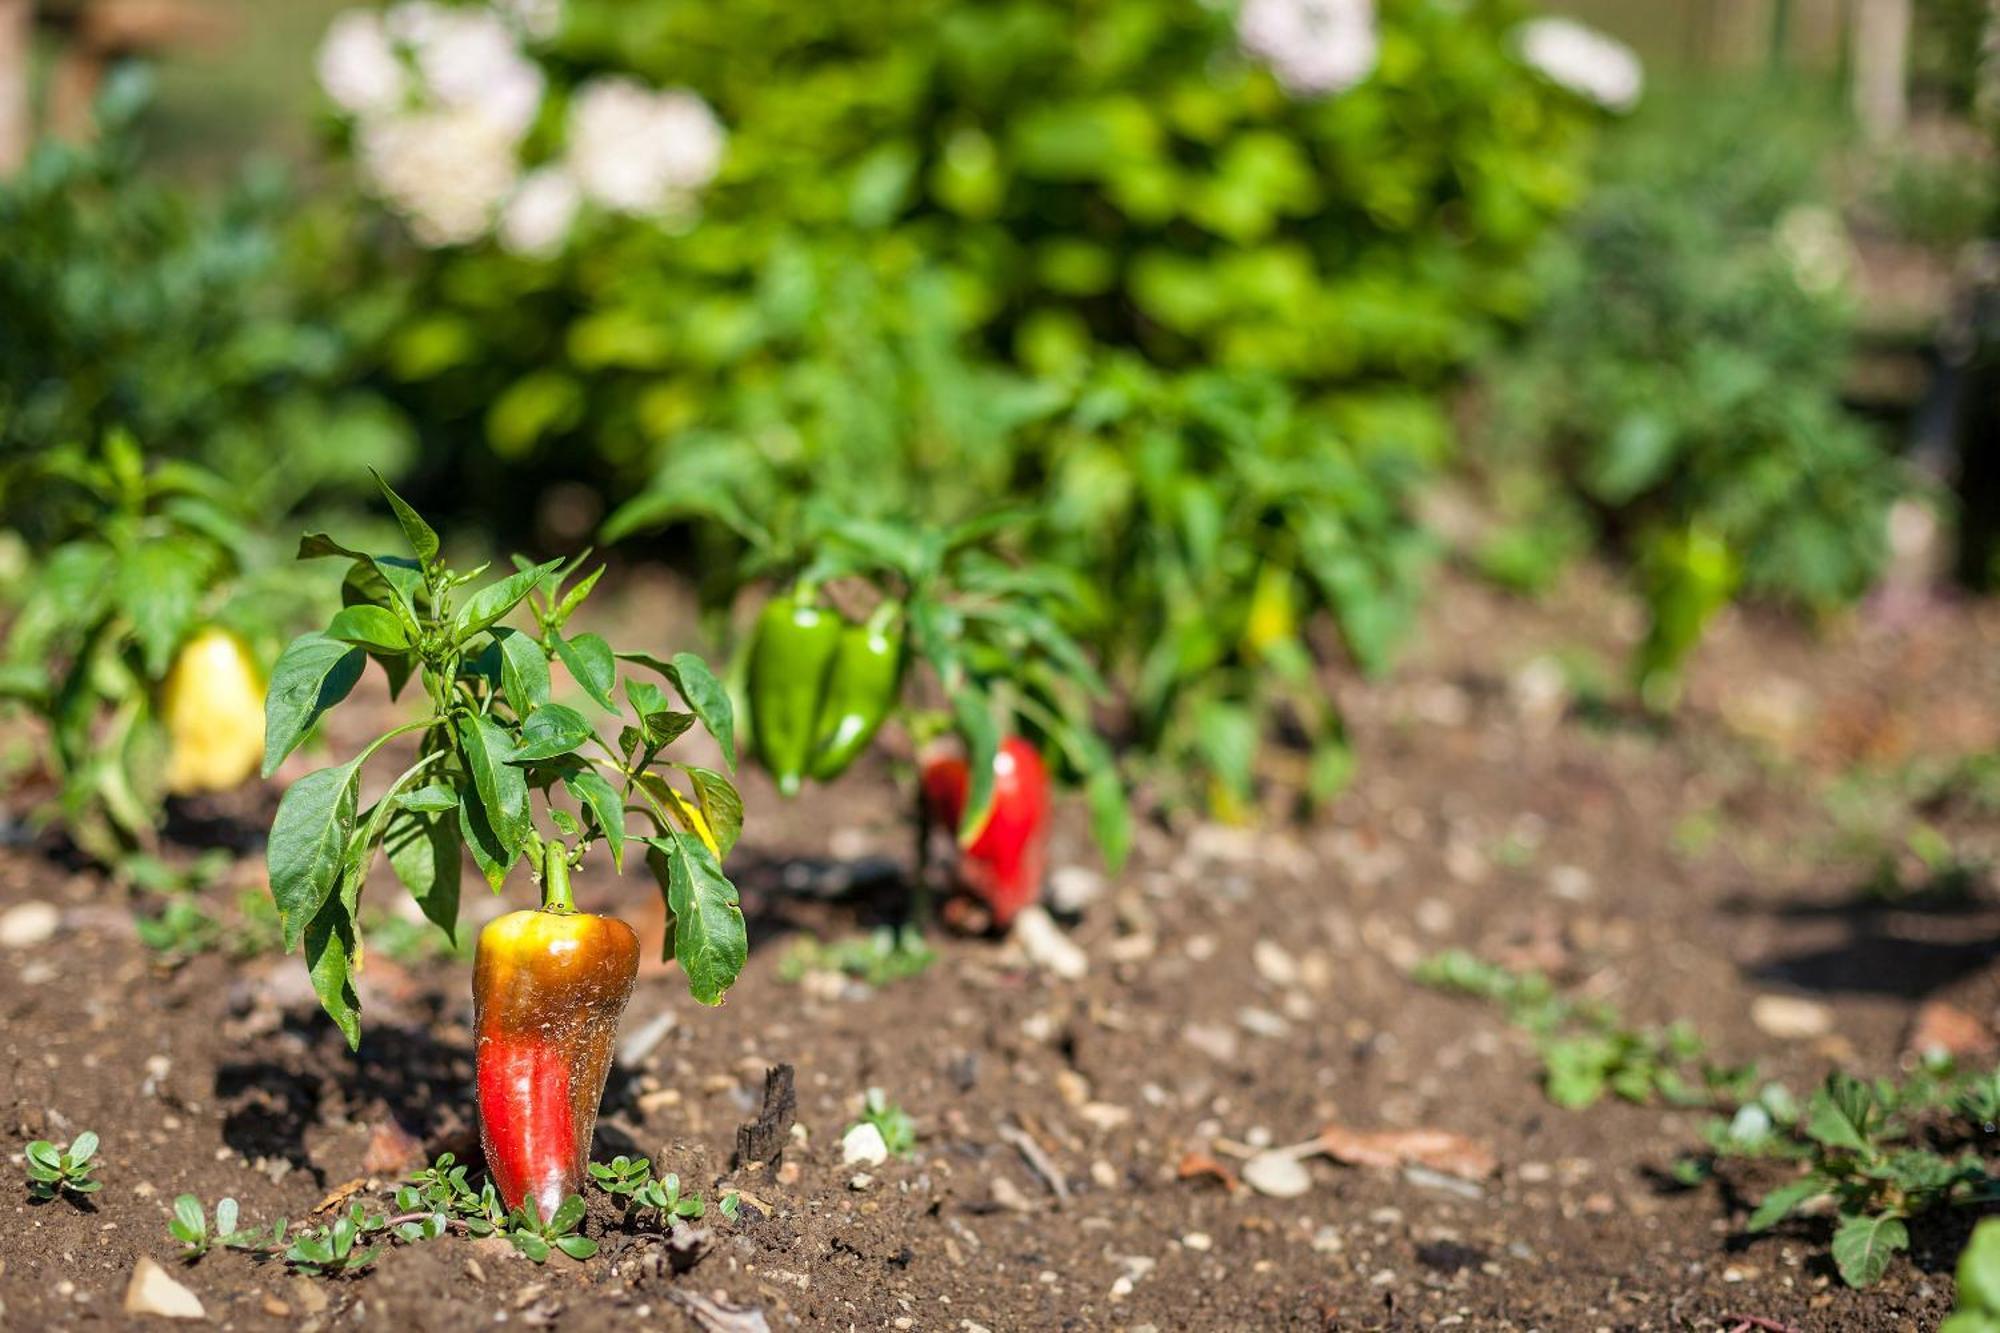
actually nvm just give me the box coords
[25,1132,101,1201]
[852,1089,917,1158]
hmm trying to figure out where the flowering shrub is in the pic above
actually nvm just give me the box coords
[311,0,1626,803]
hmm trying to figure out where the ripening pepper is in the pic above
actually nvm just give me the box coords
[160,627,266,795]
[474,849,638,1219]
[809,604,903,782]
[747,593,842,797]
[921,735,1052,929]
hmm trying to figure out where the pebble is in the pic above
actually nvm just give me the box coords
[1181,1232,1212,1252]
[849,1173,875,1191]
[1548,865,1593,901]
[1252,939,1299,988]
[841,1122,889,1167]
[1182,1023,1239,1064]
[1751,995,1834,1040]
[1047,866,1106,914]
[0,901,59,949]
[123,1257,204,1320]
[1241,1150,1312,1199]
[1236,1007,1290,1039]
[1012,906,1087,980]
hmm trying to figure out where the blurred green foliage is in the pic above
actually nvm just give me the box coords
[0,69,409,540]
[333,0,1598,806]
[1476,83,1911,701]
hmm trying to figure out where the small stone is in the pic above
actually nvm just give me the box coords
[1047,867,1106,915]
[1236,1007,1290,1039]
[262,1296,291,1318]
[849,1173,875,1191]
[123,1257,204,1320]
[1181,1231,1212,1252]
[1182,1022,1239,1064]
[291,1277,331,1313]
[988,1175,1035,1213]
[1548,865,1593,901]
[1012,906,1087,980]
[0,902,59,949]
[1904,1000,1995,1061]
[841,1122,889,1167]
[1751,995,1834,1041]
[1077,1102,1130,1132]
[1252,939,1299,988]
[1241,1151,1312,1199]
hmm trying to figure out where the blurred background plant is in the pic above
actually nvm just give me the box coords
[1,0,1993,837]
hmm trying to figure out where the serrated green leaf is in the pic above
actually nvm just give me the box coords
[263,633,367,777]
[268,761,361,953]
[1832,1213,1908,1288]
[555,632,618,711]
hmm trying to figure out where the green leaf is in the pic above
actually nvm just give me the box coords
[553,565,604,627]
[395,785,460,813]
[215,1198,238,1236]
[326,605,410,654]
[554,1234,598,1260]
[263,633,367,777]
[619,651,735,768]
[950,688,999,845]
[455,560,562,642]
[384,806,462,943]
[458,780,514,890]
[680,765,744,859]
[1806,1078,1875,1154]
[174,1194,205,1237]
[1746,1175,1826,1233]
[268,761,361,953]
[304,883,362,1048]
[554,632,618,711]
[458,714,529,861]
[1954,1218,2000,1314]
[373,469,440,567]
[494,628,552,717]
[1832,1213,1908,1288]
[557,759,625,872]
[67,1130,98,1166]
[645,831,747,1006]
[117,538,217,678]
[549,1195,586,1232]
[510,704,594,763]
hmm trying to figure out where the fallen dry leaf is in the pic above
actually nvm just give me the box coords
[1175,1151,1239,1192]
[311,1178,367,1215]
[1904,1000,1996,1061]
[1317,1126,1496,1182]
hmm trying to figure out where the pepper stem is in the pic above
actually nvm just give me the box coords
[542,843,575,913]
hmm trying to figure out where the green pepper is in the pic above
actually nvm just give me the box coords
[747,591,842,797]
[810,603,904,782]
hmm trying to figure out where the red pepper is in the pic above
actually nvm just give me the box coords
[920,735,1051,929]
[473,851,638,1219]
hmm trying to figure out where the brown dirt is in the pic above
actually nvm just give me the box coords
[4,568,1999,1331]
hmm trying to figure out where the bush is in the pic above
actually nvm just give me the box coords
[1475,82,1911,705]
[306,0,1613,805]
[0,69,409,543]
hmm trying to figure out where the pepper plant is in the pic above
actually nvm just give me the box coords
[264,474,747,1212]
[0,434,299,866]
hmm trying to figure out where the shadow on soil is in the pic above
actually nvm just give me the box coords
[1721,873,2000,1000]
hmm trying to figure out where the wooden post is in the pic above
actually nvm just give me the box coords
[0,0,31,175]
[1852,0,1912,140]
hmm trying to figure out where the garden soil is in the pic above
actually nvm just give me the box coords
[4,569,1999,1331]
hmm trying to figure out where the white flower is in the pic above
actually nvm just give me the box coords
[1238,0,1378,99]
[399,4,545,140]
[496,0,563,42]
[499,166,582,256]
[317,10,405,116]
[567,77,726,217]
[1516,17,1643,113]
[357,106,520,247]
